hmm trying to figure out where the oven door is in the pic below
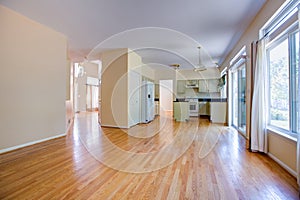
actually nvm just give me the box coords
[189,101,199,116]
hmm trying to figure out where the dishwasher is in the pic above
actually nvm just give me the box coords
[199,102,209,116]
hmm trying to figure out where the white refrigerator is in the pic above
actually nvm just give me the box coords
[141,81,155,123]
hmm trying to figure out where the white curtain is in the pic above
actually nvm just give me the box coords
[250,39,268,153]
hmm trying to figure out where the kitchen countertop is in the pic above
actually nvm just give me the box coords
[173,99,189,102]
[175,98,227,102]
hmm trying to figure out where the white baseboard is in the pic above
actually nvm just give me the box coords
[0,133,66,154]
[268,152,297,177]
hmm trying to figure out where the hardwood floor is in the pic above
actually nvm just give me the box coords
[0,112,298,199]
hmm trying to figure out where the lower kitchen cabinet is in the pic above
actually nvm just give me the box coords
[210,102,226,123]
[174,102,189,122]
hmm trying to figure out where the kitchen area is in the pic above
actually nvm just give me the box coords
[173,77,227,124]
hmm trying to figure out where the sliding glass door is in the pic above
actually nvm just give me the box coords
[231,64,246,134]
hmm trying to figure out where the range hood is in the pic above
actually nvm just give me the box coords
[185,80,199,88]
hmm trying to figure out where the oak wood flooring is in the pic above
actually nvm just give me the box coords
[0,112,298,199]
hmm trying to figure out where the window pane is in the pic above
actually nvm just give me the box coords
[269,38,290,130]
[232,72,238,127]
[238,66,246,133]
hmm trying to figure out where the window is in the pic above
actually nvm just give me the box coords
[264,0,299,135]
[268,37,290,130]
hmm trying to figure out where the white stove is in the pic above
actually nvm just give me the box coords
[188,99,199,117]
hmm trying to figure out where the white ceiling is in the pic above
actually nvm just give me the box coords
[0,0,266,69]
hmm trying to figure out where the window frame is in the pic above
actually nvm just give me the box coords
[265,23,299,137]
[260,0,300,139]
[229,46,247,134]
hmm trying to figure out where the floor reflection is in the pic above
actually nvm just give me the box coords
[74,112,223,173]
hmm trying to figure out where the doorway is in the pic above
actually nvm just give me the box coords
[231,64,246,134]
[86,77,99,112]
[73,62,101,113]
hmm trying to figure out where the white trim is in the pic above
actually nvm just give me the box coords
[260,0,299,38]
[0,133,67,154]
[66,117,74,134]
[268,152,297,177]
[229,46,246,66]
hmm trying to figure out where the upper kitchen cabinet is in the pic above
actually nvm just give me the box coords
[198,80,208,92]
[185,80,199,88]
[177,80,186,94]
[198,79,219,93]
[208,79,219,93]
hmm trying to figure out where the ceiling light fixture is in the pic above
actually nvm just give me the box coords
[194,46,207,72]
[170,64,180,71]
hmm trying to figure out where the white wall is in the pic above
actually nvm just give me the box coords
[0,6,67,151]
[160,80,173,112]
[128,70,141,126]
[151,64,177,97]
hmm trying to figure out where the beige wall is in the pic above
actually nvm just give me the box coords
[101,49,129,128]
[220,0,297,174]
[128,50,155,80]
[83,62,99,78]
[268,132,297,172]
[0,6,67,151]
[128,50,142,70]
[141,65,155,80]
[101,49,146,128]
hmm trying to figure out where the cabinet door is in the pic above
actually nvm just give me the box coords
[208,79,219,93]
[210,102,226,123]
[174,102,189,121]
[198,80,208,92]
[199,102,207,115]
[177,80,186,94]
